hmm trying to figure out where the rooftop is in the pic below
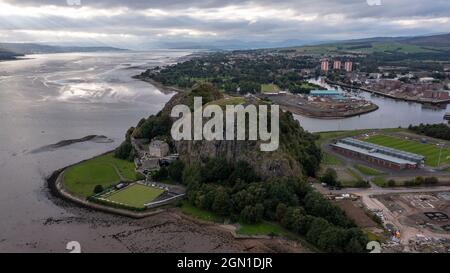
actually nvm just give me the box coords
[150,140,168,148]
[333,137,425,165]
[310,89,341,95]
[332,142,418,166]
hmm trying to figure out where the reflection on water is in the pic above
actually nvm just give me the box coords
[296,78,448,133]
[0,51,191,252]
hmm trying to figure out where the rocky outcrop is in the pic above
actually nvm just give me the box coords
[134,83,320,180]
[175,139,302,180]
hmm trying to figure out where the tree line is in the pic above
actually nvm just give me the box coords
[180,157,368,253]
[409,123,450,141]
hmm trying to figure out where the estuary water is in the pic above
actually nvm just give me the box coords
[0,51,190,252]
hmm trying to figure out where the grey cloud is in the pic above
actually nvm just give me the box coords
[1,0,449,49]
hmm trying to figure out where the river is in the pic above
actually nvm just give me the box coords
[295,78,448,133]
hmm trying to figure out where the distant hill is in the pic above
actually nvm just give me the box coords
[401,33,450,47]
[288,33,450,55]
[0,49,21,61]
[0,43,126,55]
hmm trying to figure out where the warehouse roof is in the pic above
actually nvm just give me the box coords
[339,138,424,163]
[332,142,418,166]
[310,89,341,95]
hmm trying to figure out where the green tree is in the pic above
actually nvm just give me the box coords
[94,185,104,194]
[168,160,185,183]
[212,188,231,216]
[321,168,338,186]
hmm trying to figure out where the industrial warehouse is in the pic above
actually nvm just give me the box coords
[331,138,425,170]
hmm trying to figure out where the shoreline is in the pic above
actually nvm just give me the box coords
[279,103,379,119]
[46,151,167,219]
[133,76,185,94]
[45,153,311,252]
[327,80,450,105]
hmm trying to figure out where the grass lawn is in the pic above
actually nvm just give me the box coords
[64,153,138,197]
[354,164,385,176]
[101,183,164,209]
[237,222,287,236]
[373,177,387,187]
[365,135,450,167]
[207,97,245,107]
[341,168,364,188]
[365,230,386,243]
[261,84,280,93]
[322,152,343,165]
[180,202,223,223]
[315,128,405,145]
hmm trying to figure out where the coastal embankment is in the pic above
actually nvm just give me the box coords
[327,80,450,105]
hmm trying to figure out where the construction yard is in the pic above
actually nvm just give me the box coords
[374,191,450,253]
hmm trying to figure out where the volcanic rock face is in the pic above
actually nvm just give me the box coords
[175,139,302,180]
[158,89,304,180]
[133,83,319,179]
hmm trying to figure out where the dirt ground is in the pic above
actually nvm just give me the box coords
[376,192,450,237]
[320,165,357,184]
[335,200,378,229]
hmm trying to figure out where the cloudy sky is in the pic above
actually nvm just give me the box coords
[1,0,449,49]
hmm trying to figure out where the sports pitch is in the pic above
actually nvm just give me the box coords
[101,183,165,209]
[365,135,450,167]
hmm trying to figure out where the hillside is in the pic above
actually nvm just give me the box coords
[289,33,450,54]
[0,43,126,55]
[0,49,21,60]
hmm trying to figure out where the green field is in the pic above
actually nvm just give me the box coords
[341,168,365,188]
[373,177,387,187]
[365,135,450,167]
[322,152,343,165]
[237,222,287,236]
[291,42,440,55]
[261,84,280,93]
[207,97,245,107]
[180,202,223,222]
[101,183,164,209]
[64,153,139,197]
[354,164,385,176]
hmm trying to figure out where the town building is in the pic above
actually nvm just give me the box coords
[423,90,450,100]
[310,89,341,97]
[419,77,435,83]
[333,60,342,70]
[321,59,329,71]
[149,140,170,158]
[344,61,353,72]
[331,138,424,170]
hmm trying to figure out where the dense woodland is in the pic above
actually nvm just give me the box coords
[180,157,368,253]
